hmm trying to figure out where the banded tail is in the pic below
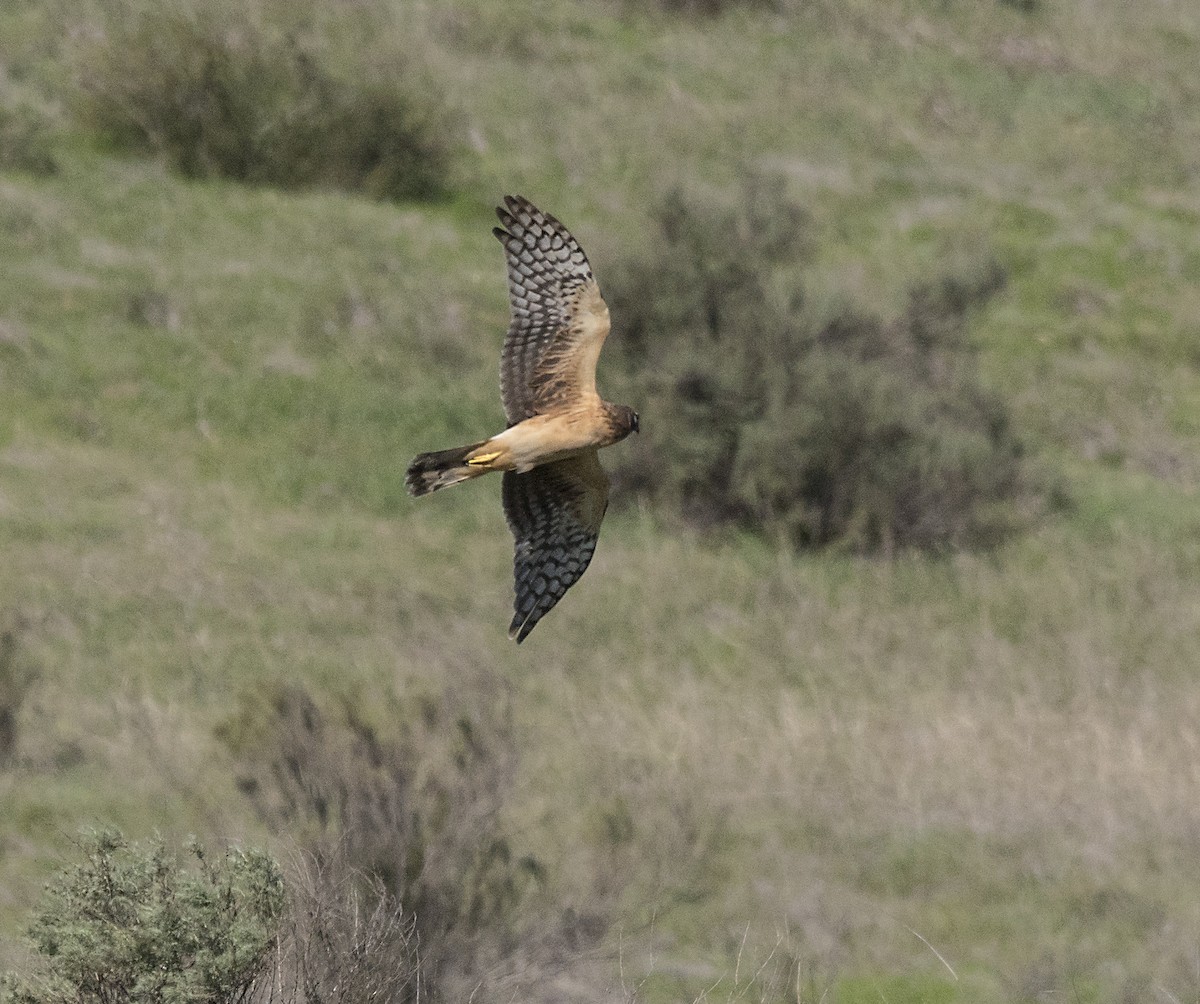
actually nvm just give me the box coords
[405,441,505,497]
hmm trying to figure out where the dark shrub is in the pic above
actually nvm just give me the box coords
[630,0,783,15]
[261,852,421,1004]
[71,2,458,201]
[0,613,36,767]
[216,678,601,1000]
[604,180,1027,553]
[0,82,58,176]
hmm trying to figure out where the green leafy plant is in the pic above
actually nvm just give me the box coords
[604,179,1028,553]
[3,830,284,1004]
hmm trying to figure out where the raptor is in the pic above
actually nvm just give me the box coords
[405,196,639,642]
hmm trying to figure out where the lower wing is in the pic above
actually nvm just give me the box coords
[501,451,610,642]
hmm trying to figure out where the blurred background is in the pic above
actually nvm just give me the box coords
[1,0,1199,1000]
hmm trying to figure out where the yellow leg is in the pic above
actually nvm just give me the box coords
[467,450,502,466]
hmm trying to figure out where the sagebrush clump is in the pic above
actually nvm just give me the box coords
[70,1,458,201]
[604,178,1027,553]
[1,832,433,1004]
[2,830,283,1004]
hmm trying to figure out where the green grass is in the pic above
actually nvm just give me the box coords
[3,0,1200,1000]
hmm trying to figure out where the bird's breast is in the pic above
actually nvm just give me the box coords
[492,406,618,472]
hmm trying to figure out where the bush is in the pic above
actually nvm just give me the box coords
[70,1,458,201]
[2,832,430,1004]
[0,79,58,176]
[604,179,1027,553]
[217,678,604,1000]
[0,613,37,767]
[2,830,284,1004]
[626,0,783,16]
[259,851,421,1004]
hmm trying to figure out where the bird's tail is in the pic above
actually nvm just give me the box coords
[405,440,505,497]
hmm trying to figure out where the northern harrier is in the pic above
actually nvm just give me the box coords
[405,196,639,642]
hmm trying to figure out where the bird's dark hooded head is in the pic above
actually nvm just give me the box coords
[610,403,639,441]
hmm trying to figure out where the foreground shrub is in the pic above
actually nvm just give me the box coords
[3,830,283,1004]
[604,179,1027,553]
[70,1,457,200]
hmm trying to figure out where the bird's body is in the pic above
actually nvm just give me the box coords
[405,398,634,492]
[405,196,638,642]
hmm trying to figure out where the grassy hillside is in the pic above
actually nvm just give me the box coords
[3,0,1200,1001]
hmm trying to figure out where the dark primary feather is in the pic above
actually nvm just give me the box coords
[501,457,608,643]
[493,195,594,425]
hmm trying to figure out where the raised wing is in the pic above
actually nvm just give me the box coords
[493,196,610,423]
[501,451,610,643]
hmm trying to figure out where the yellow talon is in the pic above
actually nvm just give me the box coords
[468,450,501,466]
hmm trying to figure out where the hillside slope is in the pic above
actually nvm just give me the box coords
[2,1,1200,1001]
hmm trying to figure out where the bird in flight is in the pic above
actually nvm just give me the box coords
[405,196,639,642]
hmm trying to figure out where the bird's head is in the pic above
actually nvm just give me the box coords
[608,403,640,441]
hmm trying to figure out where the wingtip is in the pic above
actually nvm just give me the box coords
[508,614,534,643]
[497,194,521,218]
[497,194,539,221]
[495,197,517,236]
